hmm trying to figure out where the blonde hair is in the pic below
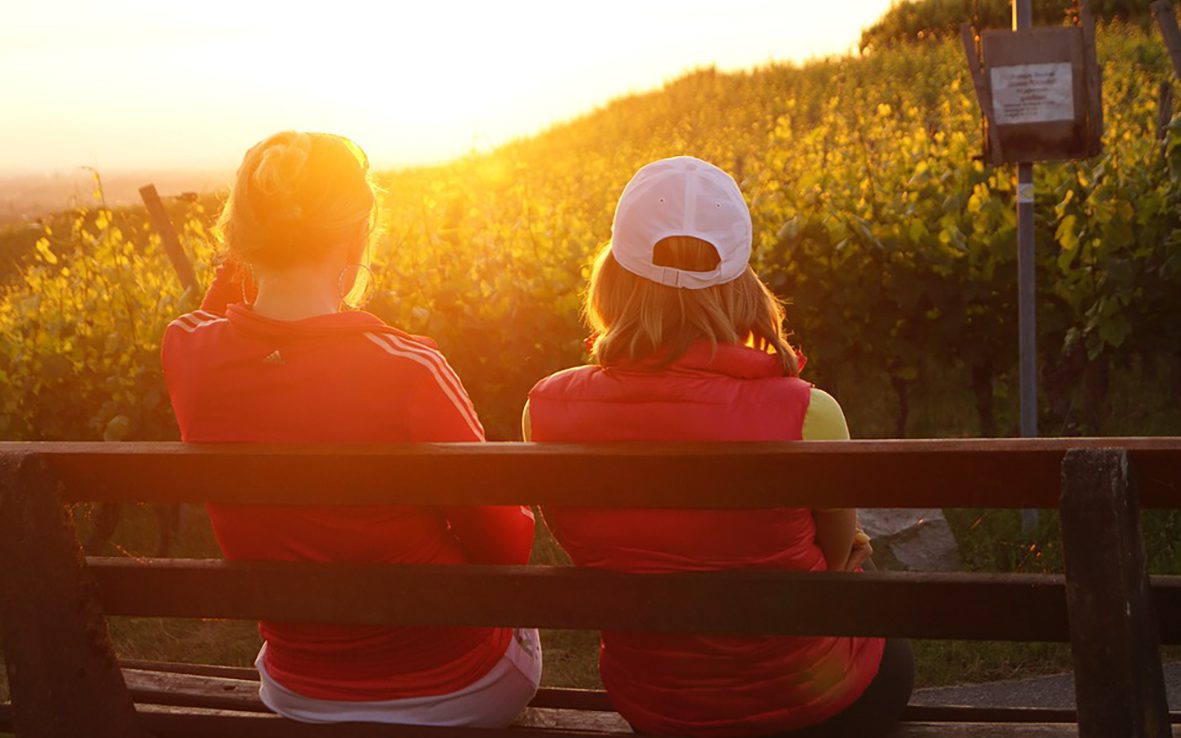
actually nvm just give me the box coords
[587,236,799,376]
[216,131,378,296]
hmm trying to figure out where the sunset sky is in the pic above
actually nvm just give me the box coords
[2,0,895,175]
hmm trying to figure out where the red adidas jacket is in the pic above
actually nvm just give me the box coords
[161,264,534,700]
[529,342,883,737]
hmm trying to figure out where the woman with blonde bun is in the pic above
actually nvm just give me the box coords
[162,131,540,727]
[525,157,913,737]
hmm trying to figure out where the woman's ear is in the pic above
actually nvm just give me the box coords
[342,234,367,267]
[350,223,371,264]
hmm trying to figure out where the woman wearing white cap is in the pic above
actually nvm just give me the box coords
[524,157,913,737]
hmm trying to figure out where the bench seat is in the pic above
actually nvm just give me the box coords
[6,659,1180,738]
[8,701,1181,738]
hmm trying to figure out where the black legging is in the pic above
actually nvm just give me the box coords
[778,638,915,738]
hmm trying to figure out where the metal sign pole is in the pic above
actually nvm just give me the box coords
[1014,0,1039,534]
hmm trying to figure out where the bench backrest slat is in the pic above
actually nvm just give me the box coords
[89,557,1086,640]
[2,439,1178,508]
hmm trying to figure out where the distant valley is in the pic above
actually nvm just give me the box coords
[0,169,230,224]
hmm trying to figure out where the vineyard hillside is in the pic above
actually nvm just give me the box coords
[859,0,1147,49]
[2,21,1180,444]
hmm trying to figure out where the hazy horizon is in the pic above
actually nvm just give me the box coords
[3,0,894,178]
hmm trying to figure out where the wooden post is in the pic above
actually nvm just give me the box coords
[1059,449,1170,738]
[1153,1,1181,83]
[1080,0,1103,155]
[138,183,200,296]
[0,454,149,738]
[1158,81,1174,142]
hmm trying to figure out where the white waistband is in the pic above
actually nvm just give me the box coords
[256,628,542,728]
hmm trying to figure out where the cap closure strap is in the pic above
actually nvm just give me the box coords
[659,266,682,287]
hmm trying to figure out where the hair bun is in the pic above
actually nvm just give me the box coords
[249,131,312,204]
[217,130,377,267]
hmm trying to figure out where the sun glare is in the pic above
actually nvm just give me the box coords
[1,0,893,175]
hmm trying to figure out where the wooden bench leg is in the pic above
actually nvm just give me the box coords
[1060,448,1170,738]
[0,454,149,738]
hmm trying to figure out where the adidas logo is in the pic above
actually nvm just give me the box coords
[262,350,285,366]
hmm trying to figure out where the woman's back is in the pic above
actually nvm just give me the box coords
[163,303,527,700]
[530,343,883,736]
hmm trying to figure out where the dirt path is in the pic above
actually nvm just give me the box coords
[912,662,1181,709]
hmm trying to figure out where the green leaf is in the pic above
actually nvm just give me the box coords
[103,415,132,443]
[1097,316,1130,349]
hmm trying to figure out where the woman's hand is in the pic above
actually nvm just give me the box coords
[845,529,873,571]
[199,259,250,315]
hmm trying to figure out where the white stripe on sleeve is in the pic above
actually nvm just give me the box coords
[363,332,485,440]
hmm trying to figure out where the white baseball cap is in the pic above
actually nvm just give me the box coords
[610,156,752,290]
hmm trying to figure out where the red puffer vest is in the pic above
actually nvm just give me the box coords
[529,342,884,737]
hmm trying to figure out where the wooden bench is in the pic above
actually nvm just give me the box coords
[1,439,1180,738]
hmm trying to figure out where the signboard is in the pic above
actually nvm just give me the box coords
[962,24,1103,164]
[990,63,1074,125]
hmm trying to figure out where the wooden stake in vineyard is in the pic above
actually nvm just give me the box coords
[961,0,1102,533]
[1153,2,1181,142]
[138,183,200,296]
[1152,1,1181,82]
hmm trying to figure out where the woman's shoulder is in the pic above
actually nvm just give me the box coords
[359,324,472,376]
[165,308,230,337]
[161,309,232,370]
[356,324,478,405]
[528,364,602,399]
[802,387,850,441]
[359,323,445,357]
